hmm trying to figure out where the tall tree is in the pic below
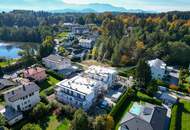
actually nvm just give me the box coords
[136,59,152,88]
[71,109,90,130]
[39,36,54,58]
[0,67,4,77]
[0,113,6,126]
[93,115,114,130]
[111,44,121,66]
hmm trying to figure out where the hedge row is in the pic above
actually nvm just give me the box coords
[137,92,162,105]
[169,105,178,130]
[46,70,64,80]
[44,87,54,96]
[110,88,136,124]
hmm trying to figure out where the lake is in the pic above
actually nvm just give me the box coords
[0,42,39,59]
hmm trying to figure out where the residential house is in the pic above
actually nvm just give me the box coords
[83,65,117,88]
[78,38,94,49]
[148,58,166,80]
[12,77,30,85]
[0,106,23,125]
[42,54,71,70]
[63,23,79,31]
[3,82,40,111]
[55,65,117,110]
[156,86,178,105]
[23,67,47,82]
[119,102,167,130]
[0,79,16,90]
[72,26,89,35]
[63,40,73,46]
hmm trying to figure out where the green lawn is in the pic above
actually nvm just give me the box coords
[45,115,61,130]
[38,76,60,95]
[181,99,190,130]
[0,59,18,67]
[37,114,70,130]
[117,66,136,77]
[56,119,70,130]
[170,99,190,130]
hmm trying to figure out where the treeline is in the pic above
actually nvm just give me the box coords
[0,26,55,42]
[0,10,64,27]
[91,12,190,66]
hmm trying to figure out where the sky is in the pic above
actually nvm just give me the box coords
[0,0,190,12]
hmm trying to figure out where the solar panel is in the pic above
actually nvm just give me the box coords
[143,107,153,115]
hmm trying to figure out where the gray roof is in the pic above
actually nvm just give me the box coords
[150,107,167,130]
[2,106,22,121]
[0,79,16,90]
[43,54,69,63]
[120,116,153,130]
[4,82,40,102]
[120,102,167,130]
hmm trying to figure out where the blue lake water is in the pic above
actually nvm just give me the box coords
[0,42,39,59]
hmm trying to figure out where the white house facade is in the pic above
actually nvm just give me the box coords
[0,106,23,125]
[148,58,166,80]
[42,54,71,70]
[55,65,117,110]
[83,65,117,88]
[3,82,40,111]
[55,76,104,110]
[78,39,94,49]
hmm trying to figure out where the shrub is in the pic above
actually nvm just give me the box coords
[30,102,49,121]
[21,123,42,130]
[110,88,136,124]
[40,94,49,104]
[44,87,54,96]
[169,84,179,91]
[61,105,76,120]
[46,70,64,80]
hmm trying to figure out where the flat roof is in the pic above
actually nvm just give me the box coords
[56,75,100,95]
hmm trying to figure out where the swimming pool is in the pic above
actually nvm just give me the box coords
[130,103,142,115]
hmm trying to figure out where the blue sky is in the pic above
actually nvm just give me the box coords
[0,0,190,12]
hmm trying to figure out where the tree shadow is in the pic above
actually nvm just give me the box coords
[37,113,51,130]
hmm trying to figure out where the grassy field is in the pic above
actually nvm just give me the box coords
[38,114,70,130]
[81,60,111,67]
[0,59,18,67]
[170,99,190,130]
[38,75,60,95]
[45,115,61,130]
[56,119,70,130]
[181,99,190,130]
[116,66,136,77]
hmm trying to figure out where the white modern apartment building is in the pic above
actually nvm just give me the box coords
[83,65,117,88]
[3,82,40,111]
[78,38,94,49]
[148,58,166,80]
[42,54,71,70]
[55,65,117,110]
[55,76,104,110]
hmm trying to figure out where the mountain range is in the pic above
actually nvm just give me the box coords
[51,3,157,13]
[0,2,157,13]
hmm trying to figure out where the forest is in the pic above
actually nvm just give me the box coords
[0,10,190,66]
